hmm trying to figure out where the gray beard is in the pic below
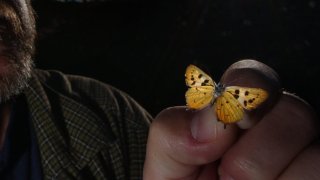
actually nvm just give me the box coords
[0,56,33,103]
[0,1,36,103]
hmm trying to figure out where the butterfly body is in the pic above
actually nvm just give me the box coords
[213,83,225,99]
[185,65,268,124]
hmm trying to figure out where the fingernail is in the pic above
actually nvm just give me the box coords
[219,167,234,180]
[220,173,235,180]
[190,107,219,142]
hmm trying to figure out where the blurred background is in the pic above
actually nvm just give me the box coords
[32,0,320,116]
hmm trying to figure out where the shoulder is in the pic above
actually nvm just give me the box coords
[28,69,151,178]
[33,69,152,127]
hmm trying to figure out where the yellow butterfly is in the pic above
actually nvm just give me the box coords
[185,64,268,125]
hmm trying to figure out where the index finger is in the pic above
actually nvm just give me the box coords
[219,60,319,179]
[220,59,282,128]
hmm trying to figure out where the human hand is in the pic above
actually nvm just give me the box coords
[143,60,320,179]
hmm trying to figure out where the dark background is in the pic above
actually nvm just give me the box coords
[32,0,320,116]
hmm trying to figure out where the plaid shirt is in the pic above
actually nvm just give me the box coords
[22,69,151,179]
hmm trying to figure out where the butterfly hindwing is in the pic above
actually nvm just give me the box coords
[214,91,244,124]
[225,86,268,110]
[186,86,214,109]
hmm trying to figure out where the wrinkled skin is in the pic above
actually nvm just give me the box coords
[0,0,35,102]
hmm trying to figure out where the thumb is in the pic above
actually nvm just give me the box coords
[143,106,238,179]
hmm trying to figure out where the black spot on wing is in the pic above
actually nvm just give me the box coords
[233,94,239,99]
[198,74,203,78]
[244,100,247,106]
[235,89,240,94]
[201,79,210,86]
[245,91,249,96]
[249,98,257,104]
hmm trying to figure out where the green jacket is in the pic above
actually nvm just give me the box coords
[23,69,151,179]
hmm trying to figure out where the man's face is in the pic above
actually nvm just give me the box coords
[0,0,36,103]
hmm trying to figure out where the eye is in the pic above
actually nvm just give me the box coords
[0,19,9,38]
[0,24,7,33]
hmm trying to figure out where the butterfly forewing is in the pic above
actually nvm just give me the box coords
[214,91,244,124]
[185,65,215,87]
[225,86,268,110]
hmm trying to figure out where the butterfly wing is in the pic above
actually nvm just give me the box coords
[214,91,244,124]
[185,65,215,109]
[185,65,215,87]
[225,86,268,110]
[186,86,214,109]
